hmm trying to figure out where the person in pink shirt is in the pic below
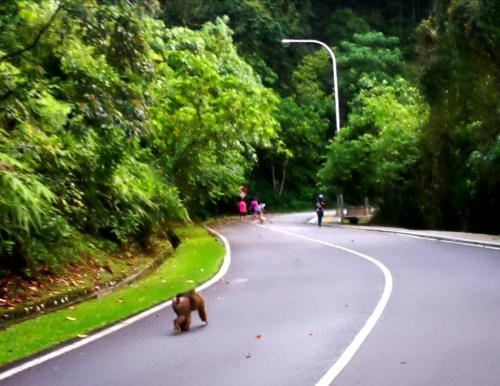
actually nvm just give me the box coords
[238,197,247,221]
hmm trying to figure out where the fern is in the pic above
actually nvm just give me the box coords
[0,153,55,237]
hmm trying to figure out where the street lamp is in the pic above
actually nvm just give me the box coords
[282,38,344,223]
[281,39,340,133]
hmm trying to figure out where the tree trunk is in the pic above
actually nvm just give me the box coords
[271,164,277,192]
[279,159,288,196]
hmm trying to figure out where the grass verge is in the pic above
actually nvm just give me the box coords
[0,225,225,367]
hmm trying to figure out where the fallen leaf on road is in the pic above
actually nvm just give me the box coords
[245,353,252,359]
[255,335,262,341]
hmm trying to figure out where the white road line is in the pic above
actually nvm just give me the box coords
[438,239,500,250]
[342,225,500,250]
[265,225,393,386]
[398,233,500,250]
[0,227,231,381]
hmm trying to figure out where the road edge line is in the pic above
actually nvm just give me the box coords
[332,224,500,250]
[0,227,231,381]
[265,225,393,386]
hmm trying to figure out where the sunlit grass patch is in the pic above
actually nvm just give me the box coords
[0,225,224,367]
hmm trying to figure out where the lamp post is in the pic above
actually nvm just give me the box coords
[282,38,343,223]
[281,39,340,133]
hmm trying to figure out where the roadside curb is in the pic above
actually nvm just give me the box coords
[346,225,500,249]
[321,222,500,249]
[307,213,500,249]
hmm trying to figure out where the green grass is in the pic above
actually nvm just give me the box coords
[0,225,225,366]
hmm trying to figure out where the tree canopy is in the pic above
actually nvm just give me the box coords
[0,0,278,273]
[1,0,498,276]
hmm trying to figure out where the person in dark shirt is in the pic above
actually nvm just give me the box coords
[315,194,325,227]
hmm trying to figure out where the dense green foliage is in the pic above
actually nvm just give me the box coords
[0,0,277,274]
[0,0,498,274]
[319,77,429,225]
[415,0,500,231]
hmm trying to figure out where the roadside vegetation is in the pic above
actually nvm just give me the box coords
[0,226,224,366]
[0,1,276,280]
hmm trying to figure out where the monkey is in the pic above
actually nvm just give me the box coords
[172,289,208,333]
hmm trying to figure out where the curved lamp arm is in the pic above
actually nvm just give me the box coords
[282,39,340,133]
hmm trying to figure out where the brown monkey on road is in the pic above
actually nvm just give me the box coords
[172,289,207,333]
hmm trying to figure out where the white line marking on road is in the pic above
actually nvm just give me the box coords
[265,225,393,386]
[0,227,231,381]
[343,225,500,250]
[438,239,500,250]
[396,233,500,250]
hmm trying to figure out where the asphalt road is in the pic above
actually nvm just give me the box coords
[2,213,500,386]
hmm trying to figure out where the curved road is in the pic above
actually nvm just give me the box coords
[2,213,500,385]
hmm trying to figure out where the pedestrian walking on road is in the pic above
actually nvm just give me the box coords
[238,197,247,221]
[250,197,259,220]
[257,202,266,224]
[316,194,325,227]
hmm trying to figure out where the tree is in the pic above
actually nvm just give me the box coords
[148,18,279,214]
[336,31,405,120]
[160,0,313,88]
[0,2,277,273]
[319,76,429,225]
[250,49,330,208]
[416,0,500,232]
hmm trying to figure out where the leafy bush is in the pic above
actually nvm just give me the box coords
[0,153,62,271]
[319,77,429,226]
[0,3,277,273]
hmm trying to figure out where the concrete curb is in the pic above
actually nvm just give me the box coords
[340,225,500,249]
[307,215,500,249]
